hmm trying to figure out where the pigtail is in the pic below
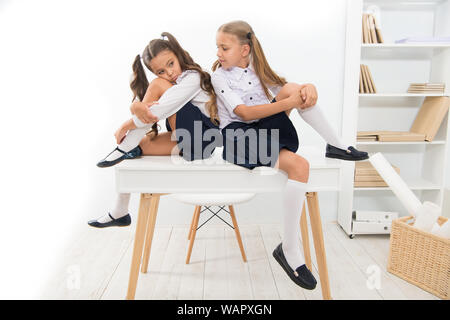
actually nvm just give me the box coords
[130,54,159,139]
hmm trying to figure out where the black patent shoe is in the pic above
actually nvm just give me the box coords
[272,243,317,290]
[88,213,131,228]
[325,144,368,161]
[97,145,142,168]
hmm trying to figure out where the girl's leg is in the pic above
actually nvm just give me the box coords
[94,132,179,225]
[103,78,174,162]
[275,149,310,270]
[276,83,347,150]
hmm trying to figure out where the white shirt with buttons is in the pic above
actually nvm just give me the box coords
[132,70,211,128]
[211,63,282,129]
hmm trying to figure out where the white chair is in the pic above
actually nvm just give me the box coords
[173,193,255,264]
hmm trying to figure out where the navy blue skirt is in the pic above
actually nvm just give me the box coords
[165,101,222,161]
[221,99,299,170]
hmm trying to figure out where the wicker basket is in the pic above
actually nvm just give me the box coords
[387,216,450,300]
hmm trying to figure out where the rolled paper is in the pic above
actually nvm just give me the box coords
[369,153,422,217]
[430,222,441,235]
[413,201,441,232]
[435,220,450,239]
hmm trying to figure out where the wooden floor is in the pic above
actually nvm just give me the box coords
[41,221,439,300]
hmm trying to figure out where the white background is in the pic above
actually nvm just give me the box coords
[0,0,418,298]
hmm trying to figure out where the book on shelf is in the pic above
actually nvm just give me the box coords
[357,96,450,142]
[407,83,445,94]
[410,96,450,141]
[359,64,377,93]
[354,161,399,187]
[357,131,426,142]
[362,13,384,44]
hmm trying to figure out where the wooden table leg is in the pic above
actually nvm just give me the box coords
[126,193,152,300]
[188,206,200,240]
[306,192,332,300]
[300,203,312,271]
[185,205,201,264]
[229,205,247,263]
[141,194,161,273]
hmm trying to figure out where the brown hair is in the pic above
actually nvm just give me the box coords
[130,32,219,138]
[212,20,287,101]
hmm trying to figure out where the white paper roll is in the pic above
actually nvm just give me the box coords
[435,220,450,239]
[414,201,441,232]
[369,153,422,217]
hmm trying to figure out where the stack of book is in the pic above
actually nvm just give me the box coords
[357,96,450,142]
[359,64,377,93]
[407,83,445,94]
[362,13,384,44]
[357,131,425,142]
[354,161,400,187]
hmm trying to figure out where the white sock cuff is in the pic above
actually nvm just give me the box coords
[286,179,308,191]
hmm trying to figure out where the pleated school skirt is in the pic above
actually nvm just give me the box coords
[165,101,222,161]
[221,99,299,170]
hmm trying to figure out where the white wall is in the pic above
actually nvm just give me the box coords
[0,0,347,298]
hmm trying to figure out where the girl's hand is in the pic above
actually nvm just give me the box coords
[299,84,318,108]
[114,126,128,144]
[131,101,160,124]
[286,91,304,109]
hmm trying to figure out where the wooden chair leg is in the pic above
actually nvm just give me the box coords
[188,206,200,240]
[300,202,312,271]
[185,205,201,264]
[306,192,331,300]
[126,193,153,300]
[141,195,161,273]
[229,205,247,262]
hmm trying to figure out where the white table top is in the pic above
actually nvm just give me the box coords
[115,146,342,193]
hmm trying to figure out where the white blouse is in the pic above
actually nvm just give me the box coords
[132,70,211,128]
[211,63,282,129]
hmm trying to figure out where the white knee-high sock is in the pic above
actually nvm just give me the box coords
[282,179,307,270]
[98,193,131,223]
[105,125,153,162]
[297,104,347,150]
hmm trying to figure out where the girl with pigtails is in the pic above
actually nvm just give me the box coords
[89,32,222,228]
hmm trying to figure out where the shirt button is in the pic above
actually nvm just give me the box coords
[221,90,224,93]
[250,97,253,100]
[244,70,247,73]
[248,82,251,85]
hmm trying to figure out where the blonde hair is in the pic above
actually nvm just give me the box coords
[212,20,287,100]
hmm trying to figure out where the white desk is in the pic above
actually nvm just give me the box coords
[115,146,341,300]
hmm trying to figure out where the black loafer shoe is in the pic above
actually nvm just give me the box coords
[272,243,317,290]
[97,146,142,168]
[88,213,132,228]
[325,144,368,161]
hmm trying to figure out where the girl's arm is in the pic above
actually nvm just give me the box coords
[234,94,302,121]
[115,118,137,144]
[131,71,202,128]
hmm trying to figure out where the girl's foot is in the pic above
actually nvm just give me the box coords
[87,213,132,228]
[325,144,368,161]
[272,243,317,290]
[96,145,143,168]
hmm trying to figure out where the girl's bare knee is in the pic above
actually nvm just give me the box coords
[149,77,173,93]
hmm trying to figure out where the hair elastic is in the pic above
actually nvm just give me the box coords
[246,32,252,40]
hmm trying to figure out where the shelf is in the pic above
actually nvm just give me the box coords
[361,43,450,59]
[356,140,446,145]
[354,178,442,191]
[359,93,448,97]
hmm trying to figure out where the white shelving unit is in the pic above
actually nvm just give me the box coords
[338,0,450,237]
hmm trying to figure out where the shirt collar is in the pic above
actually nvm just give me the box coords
[228,61,254,81]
